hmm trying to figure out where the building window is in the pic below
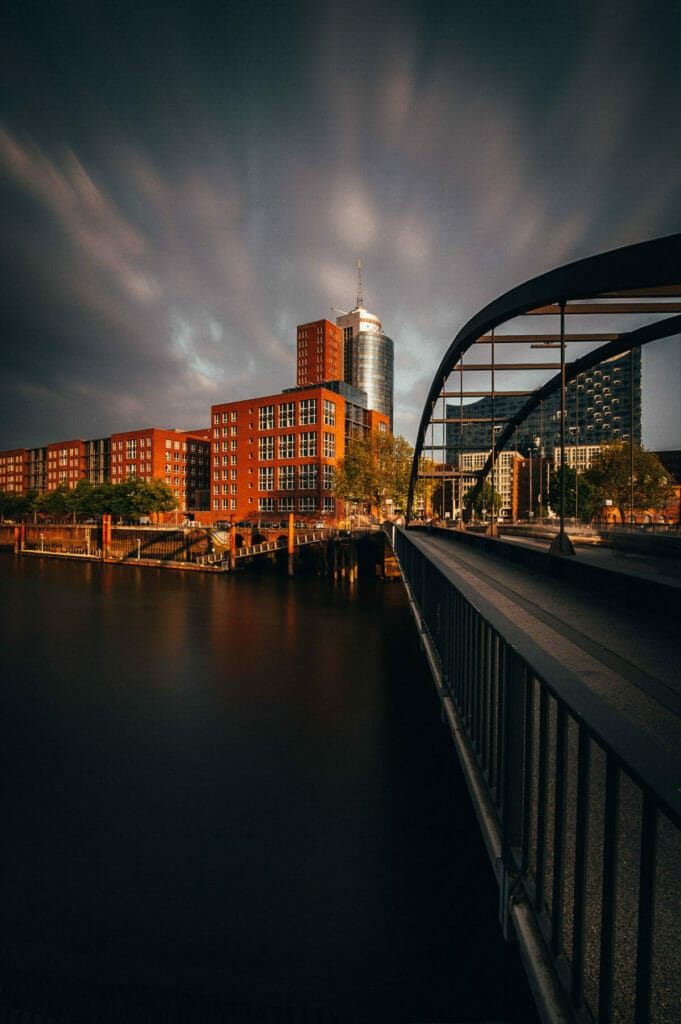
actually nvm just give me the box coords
[258,497,274,511]
[278,465,295,489]
[299,464,318,490]
[299,496,318,511]
[299,431,317,458]
[278,434,295,460]
[279,402,295,428]
[259,467,274,490]
[323,464,334,490]
[300,398,317,425]
[278,497,295,512]
[259,405,275,430]
[322,432,335,458]
[323,496,335,513]
[259,436,274,460]
[323,399,336,426]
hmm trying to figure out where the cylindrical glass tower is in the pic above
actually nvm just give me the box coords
[349,330,394,432]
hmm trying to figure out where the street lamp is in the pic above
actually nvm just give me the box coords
[532,435,542,521]
[569,425,580,520]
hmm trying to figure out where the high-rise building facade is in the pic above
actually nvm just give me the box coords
[446,350,642,461]
[335,265,394,431]
[296,319,343,387]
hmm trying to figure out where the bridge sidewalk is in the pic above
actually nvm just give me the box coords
[405,529,681,765]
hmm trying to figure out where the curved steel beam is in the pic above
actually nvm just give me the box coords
[408,232,681,516]
[473,312,681,490]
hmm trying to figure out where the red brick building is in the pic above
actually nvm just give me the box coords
[46,439,87,491]
[296,319,343,387]
[0,449,28,494]
[210,383,389,523]
[110,427,210,511]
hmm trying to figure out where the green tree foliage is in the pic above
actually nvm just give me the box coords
[0,490,26,519]
[463,480,502,519]
[2,478,178,521]
[583,442,672,523]
[547,465,596,521]
[333,432,413,515]
[36,484,70,517]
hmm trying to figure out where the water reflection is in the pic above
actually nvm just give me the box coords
[0,554,537,1022]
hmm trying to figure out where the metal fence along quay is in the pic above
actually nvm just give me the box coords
[390,524,680,1024]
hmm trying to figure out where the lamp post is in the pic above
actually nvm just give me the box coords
[532,435,542,521]
[569,425,580,521]
[528,448,533,520]
[549,301,575,555]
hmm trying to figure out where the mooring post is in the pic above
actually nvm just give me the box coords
[229,518,236,571]
[101,514,111,559]
[288,512,295,576]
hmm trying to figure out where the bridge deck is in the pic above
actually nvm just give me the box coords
[406,528,680,773]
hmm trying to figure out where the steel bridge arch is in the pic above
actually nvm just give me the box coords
[407,232,681,519]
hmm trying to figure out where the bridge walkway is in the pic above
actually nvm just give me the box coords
[405,528,680,759]
[392,525,680,1023]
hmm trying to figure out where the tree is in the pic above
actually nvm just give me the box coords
[0,490,24,520]
[36,485,70,518]
[547,465,596,521]
[463,480,502,520]
[65,478,98,521]
[583,442,673,523]
[334,432,413,516]
[102,477,177,519]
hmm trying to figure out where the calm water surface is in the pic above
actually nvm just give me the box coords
[0,553,537,1022]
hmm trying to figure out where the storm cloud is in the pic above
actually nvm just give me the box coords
[1,0,680,451]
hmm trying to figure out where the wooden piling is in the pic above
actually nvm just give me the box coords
[287,512,295,576]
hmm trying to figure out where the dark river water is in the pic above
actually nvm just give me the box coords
[0,553,538,1023]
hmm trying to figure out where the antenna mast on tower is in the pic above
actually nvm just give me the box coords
[356,259,363,308]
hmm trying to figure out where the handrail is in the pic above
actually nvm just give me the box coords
[391,525,680,1024]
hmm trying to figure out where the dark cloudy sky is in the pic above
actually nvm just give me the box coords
[1,0,680,452]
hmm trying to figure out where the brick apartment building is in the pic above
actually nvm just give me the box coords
[0,449,28,494]
[1,303,393,523]
[0,428,210,514]
[110,427,210,511]
[45,439,87,491]
[210,384,388,522]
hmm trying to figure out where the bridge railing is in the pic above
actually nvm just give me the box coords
[390,525,680,1024]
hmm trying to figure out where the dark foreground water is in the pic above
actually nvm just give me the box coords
[0,553,538,1023]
